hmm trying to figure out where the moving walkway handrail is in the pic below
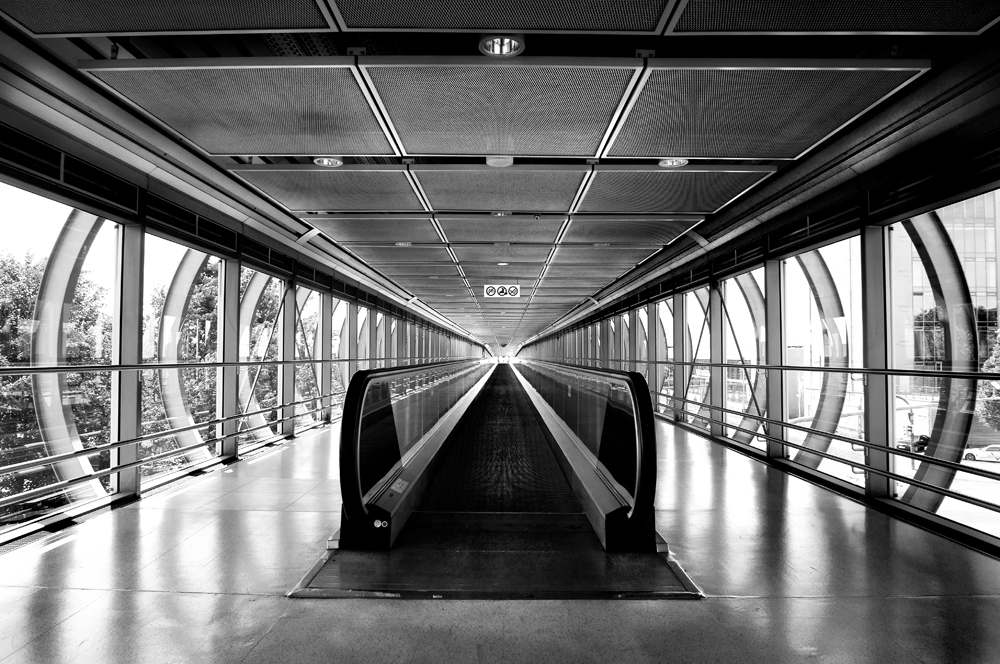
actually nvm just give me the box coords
[339,358,482,527]
[517,359,657,532]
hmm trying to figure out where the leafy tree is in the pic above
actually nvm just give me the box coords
[976,337,1000,432]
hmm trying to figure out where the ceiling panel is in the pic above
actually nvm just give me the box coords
[563,215,700,244]
[550,246,660,264]
[330,0,674,32]
[375,264,460,276]
[307,215,439,243]
[82,58,394,156]
[346,246,452,263]
[361,57,641,156]
[460,264,544,278]
[0,0,335,35]
[577,168,772,214]
[436,214,565,243]
[412,166,587,212]
[232,167,423,212]
[666,0,1000,34]
[604,60,927,159]
[451,244,552,263]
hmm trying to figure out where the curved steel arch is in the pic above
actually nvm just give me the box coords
[157,249,212,461]
[238,272,279,442]
[900,212,978,512]
[29,210,107,498]
[791,250,849,470]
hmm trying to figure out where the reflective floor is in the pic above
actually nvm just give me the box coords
[1,420,999,663]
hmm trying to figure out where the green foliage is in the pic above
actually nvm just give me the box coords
[976,336,1000,432]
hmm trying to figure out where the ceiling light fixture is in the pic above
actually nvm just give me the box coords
[313,156,344,167]
[658,158,689,168]
[479,34,525,58]
[394,242,412,247]
[497,262,508,266]
[486,155,514,168]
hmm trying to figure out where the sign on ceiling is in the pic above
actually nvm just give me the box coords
[483,284,520,298]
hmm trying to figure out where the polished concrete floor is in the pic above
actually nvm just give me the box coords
[1,420,999,663]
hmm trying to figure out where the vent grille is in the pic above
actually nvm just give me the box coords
[89,65,393,156]
[671,0,1000,33]
[235,170,423,212]
[606,67,920,159]
[331,0,671,31]
[413,168,586,212]
[0,122,61,179]
[578,171,769,213]
[364,64,638,156]
[0,0,331,34]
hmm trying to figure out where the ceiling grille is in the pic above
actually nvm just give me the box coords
[86,62,393,156]
[670,0,1000,33]
[577,170,770,213]
[331,0,672,32]
[605,65,923,159]
[234,169,423,211]
[413,168,586,212]
[0,0,332,34]
[363,62,639,156]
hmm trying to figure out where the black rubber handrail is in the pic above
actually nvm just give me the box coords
[339,359,483,527]
[518,359,657,533]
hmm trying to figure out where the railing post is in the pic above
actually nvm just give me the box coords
[765,259,785,458]
[710,280,725,437]
[111,223,143,497]
[279,282,296,437]
[217,257,240,457]
[863,225,892,497]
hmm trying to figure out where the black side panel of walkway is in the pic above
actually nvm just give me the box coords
[418,364,581,514]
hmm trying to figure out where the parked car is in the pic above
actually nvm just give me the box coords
[963,444,1000,462]
[896,435,930,454]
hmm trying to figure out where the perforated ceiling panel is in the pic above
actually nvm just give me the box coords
[436,215,564,243]
[0,0,333,34]
[551,246,659,265]
[413,168,586,212]
[375,264,459,276]
[309,216,439,243]
[605,64,925,159]
[577,170,770,213]
[331,0,672,31]
[84,60,393,156]
[452,245,552,263]
[233,169,423,212]
[363,60,639,156]
[563,216,698,244]
[669,0,1000,33]
[347,246,452,263]
[461,264,543,278]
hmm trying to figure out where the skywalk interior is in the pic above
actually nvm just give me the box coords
[3,1,1000,662]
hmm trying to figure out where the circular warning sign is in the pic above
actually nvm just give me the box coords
[485,286,496,296]
[497,286,508,296]
[508,286,518,297]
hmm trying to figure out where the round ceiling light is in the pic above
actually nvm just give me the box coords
[486,155,514,168]
[479,34,525,58]
[658,158,689,168]
[313,156,344,167]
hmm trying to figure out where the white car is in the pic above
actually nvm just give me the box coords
[964,445,1000,462]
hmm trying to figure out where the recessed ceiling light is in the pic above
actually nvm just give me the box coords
[486,155,514,168]
[479,34,525,58]
[313,156,344,167]
[394,242,412,247]
[497,262,508,266]
[593,243,611,247]
[427,276,439,279]
[658,158,689,168]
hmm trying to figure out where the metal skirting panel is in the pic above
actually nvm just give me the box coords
[83,60,393,156]
[331,0,674,32]
[0,0,334,35]
[563,216,699,244]
[604,63,925,159]
[233,169,423,212]
[577,170,771,213]
[362,59,640,156]
[668,0,1000,34]
[413,167,588,212]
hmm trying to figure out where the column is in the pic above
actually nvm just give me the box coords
[862,225,892,497]
[765,259,785,458]
[278,282,296,437]
[111,224,143,497]
[217,257,240,457]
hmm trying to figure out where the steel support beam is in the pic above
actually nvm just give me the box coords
[278,283,296,438]
[673,293,686,423]
[318,292,334,422]
[765,259,785,458]
[709,281,725,438]
[111,224,143,497]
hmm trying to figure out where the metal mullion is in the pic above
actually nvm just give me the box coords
[217,257,240,458]
[318,293,334,422]
[709,281,724,437]
[111,224,143,498]
[862,224,892,498]
[279,283,296,437]
[765,259,785,458]
[348,302,359,380]
[673,293,686,422]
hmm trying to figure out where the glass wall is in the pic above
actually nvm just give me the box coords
[721,269,767,451]
[238,267,283,449]
[294,286,321,427]
[683,288,711,429]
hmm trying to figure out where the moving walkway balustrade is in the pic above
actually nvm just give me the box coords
[335,358,658,551]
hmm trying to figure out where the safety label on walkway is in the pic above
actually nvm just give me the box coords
[484,284,520,298]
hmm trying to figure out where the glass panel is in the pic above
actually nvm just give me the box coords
[684,289,711,429]
[237,267,282,449]
[139,235,220,481]
[722,269,767,451]
[294,286,321,427]
[886,190,1000,537]
[652,299,674,415]
[0,182,116,533]
[358,307,369,370]
[637,308,648,381]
